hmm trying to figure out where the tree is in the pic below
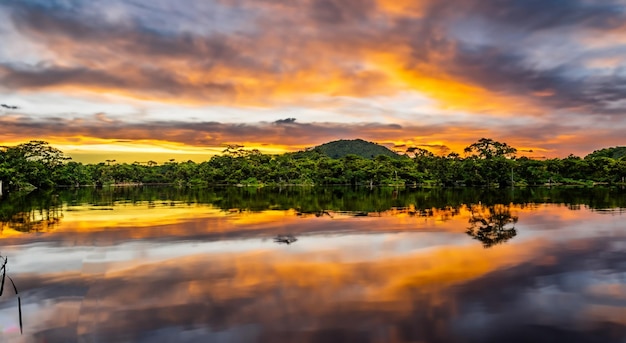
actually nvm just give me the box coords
[0,141,71,190]
[53,162,93,186]
[464,138,517,159]
[463,138,517,187]
[407,147,434,158]
[16,140,71,168]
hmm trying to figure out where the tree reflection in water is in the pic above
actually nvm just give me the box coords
[466,204,518,248]
[0,192,63,233]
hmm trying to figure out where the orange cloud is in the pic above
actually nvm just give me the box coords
[0,0,561,115]
[2,112,620,162]
[2,0,626,160]
[376,0,428,17]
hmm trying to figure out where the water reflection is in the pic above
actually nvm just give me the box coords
[1,186,624,237]
[0,192,63,234]
[466,204,518,248]
[2,186,626,231]
[273,234,298,245]
[0,186,625,342]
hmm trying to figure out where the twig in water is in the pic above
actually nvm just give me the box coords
[0,256,22,334]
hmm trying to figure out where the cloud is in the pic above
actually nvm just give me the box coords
[273,118,297,125]
[0,0,622,116]
[388,0,626,115]
[1,1,397,106]
[1,112,624,158]
[0,0,625,158]
[0,113,414,148]
[0,63,237,103]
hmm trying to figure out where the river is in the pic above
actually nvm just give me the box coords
[0,186,625,342]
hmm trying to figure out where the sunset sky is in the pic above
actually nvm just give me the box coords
[1,0,625,163]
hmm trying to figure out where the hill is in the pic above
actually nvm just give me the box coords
[586,146,626,160]
[311,139,401,159]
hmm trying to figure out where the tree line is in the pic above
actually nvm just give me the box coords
[1,138,625,191]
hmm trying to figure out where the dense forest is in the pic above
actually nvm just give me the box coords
[1,138,626,192]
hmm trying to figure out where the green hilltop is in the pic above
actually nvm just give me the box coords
[586,146,626,160]
[311,139,401,159]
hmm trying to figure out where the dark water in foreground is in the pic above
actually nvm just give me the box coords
[0,186,626,342]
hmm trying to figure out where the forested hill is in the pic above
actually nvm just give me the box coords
[586,147,626,160]
[312,139,401,159]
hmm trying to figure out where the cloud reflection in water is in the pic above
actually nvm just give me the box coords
[0,201,625,342]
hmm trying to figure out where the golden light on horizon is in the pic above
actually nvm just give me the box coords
[0,137,301,164]
[0,133,567,164]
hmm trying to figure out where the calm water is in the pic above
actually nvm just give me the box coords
[1,186,626,343]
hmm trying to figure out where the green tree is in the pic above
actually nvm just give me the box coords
[53,162,93,186]
[464,138,517,159]
[0,141,71,190]
[463,138,517,187]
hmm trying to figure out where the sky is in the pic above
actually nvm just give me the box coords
[1,0,625,163]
